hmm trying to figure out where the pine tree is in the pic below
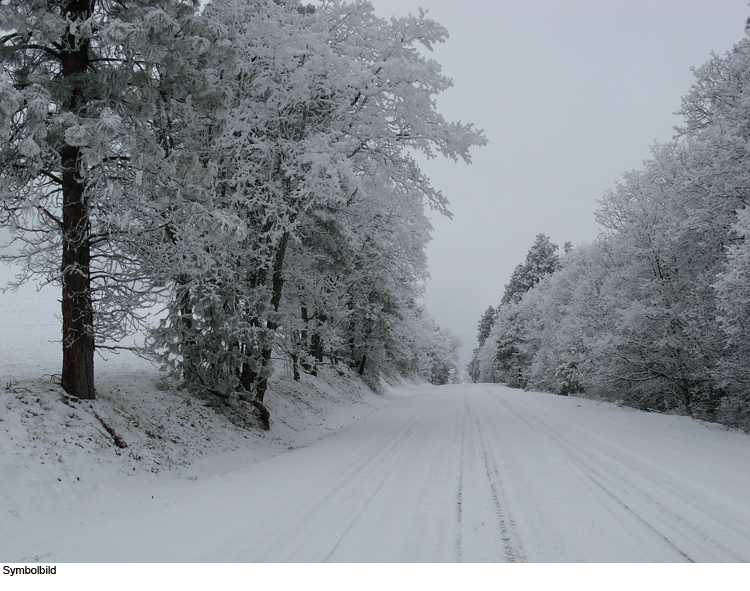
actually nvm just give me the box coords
[477,306,497,348]
[0,0,205,399]
[501,234,560,305]
[467,305,496,382]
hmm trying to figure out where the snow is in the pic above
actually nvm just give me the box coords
[1,263,749,567]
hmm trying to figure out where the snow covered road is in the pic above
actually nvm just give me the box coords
[8,383,750,562]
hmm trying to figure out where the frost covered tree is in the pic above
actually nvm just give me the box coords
[501,233,560,305]
[476,138,734,408]
[522,243,605,396]
[677,28,750,427]
[424,324,461,385]
[0,0,207,399]
[588,143,729,414]
[144,0,485,423]
[277,168,435,383]
[476,306,498,348]
[467,305,496,382]
[472,234,561,384]
[466,17,750,430]
[0,0,484,422]
[715,208,750,425]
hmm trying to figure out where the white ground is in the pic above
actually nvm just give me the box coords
[1,265,749,563]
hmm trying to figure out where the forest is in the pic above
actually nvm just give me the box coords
[0,0,481,426]
[468,25,750,430]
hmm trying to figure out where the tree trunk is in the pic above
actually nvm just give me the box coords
[311,312,326,362]
[60,0,95,400]
[291,352,301,382]
[300,305,314,375]
[255,231,290,404]
[176,281,199,385]
[311,332,323,362]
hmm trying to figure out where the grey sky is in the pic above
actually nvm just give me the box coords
[372,0,750,365]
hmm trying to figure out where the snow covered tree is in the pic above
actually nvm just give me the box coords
[467,305,496,382]
[467,15,750,428]
[145,0,485,423]
[501,233,560,305]
[0,0,207,399]
[715,207,750,427]
[472,234,561,385]
[523,243,604,396]
[676,27,750,427]
[425,325,461,385]
[476,305,497,348]
[589,143,727,414]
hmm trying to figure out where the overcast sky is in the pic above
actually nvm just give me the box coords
[372,0,750,365]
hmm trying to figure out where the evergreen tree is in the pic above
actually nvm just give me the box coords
[467,305,496,382]
[0,0,485,426]
[501,234,560,305]
[0,0,204,399]
[477,306,497,348]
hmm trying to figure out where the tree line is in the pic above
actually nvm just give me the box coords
[0,0,480,426]
[469,21,750,431]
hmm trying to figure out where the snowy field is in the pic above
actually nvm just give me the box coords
[1,264,750,565]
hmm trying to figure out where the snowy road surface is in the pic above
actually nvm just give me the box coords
[8,383,750,562]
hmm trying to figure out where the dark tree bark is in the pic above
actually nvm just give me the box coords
[238,232,290,429]
[311,312,326,363]
[60,0,96,400]
[176,281,199,385]
[300,305,315,375]
[291,353,301,382]
[255,231,290,403]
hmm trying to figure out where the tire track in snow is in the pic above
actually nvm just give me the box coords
[485,390,745,562]
[317,393,467,562]
[319,401,440,562]
[465,391,524,563]
[485,390,694,561]
[455,392,467,562]
[26,383,748,562]
[238,401,436,561]
[315,386,523,562]
[548,429,742,562]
